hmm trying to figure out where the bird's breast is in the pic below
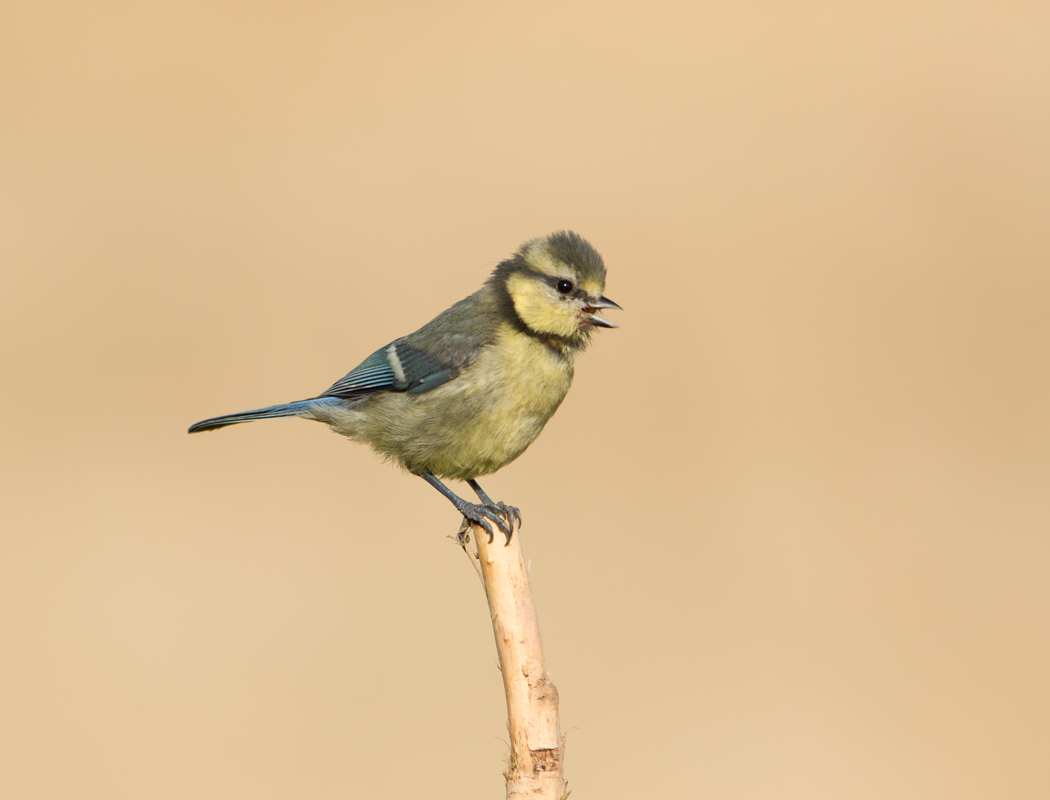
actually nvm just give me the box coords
[483,324,575,425]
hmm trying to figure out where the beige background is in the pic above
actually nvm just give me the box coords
[2,2,1048,798]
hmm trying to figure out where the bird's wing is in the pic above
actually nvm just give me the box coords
[321,289,497,400]
[319,337,475,399]
[319,346,399,397]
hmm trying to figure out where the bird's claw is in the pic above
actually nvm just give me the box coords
[460,501,518,545]
[496,502,522,534]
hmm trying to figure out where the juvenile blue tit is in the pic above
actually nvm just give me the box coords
[189,231,620,543]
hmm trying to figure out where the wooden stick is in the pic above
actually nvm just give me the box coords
[462,522,568,799]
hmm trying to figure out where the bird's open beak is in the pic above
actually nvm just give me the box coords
[581,295,623,329]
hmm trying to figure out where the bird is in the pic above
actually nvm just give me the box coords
[188,231,620,544]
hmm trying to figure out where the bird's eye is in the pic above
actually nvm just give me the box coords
[556,280,574,294]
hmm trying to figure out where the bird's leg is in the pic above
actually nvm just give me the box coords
[467,478,521,544]
[421,474,512,544]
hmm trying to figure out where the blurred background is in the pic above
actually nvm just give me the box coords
[2,2,1048,798]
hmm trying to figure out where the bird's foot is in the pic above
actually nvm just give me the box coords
[459,501,518,546]
[463,479,521,545]
[492,502,521,537]
[421,474,520,546]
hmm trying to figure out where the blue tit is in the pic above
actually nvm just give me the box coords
[189,231,621,543]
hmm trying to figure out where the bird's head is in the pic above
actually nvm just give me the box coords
[494,231,621,346]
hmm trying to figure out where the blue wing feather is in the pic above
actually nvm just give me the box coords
[320,341,457,398]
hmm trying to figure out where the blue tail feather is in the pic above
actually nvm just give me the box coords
[187,398,337,433]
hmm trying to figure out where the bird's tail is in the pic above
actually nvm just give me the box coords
[188,398,338,433]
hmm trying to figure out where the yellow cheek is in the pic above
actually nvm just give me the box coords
[506,273,578,337]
